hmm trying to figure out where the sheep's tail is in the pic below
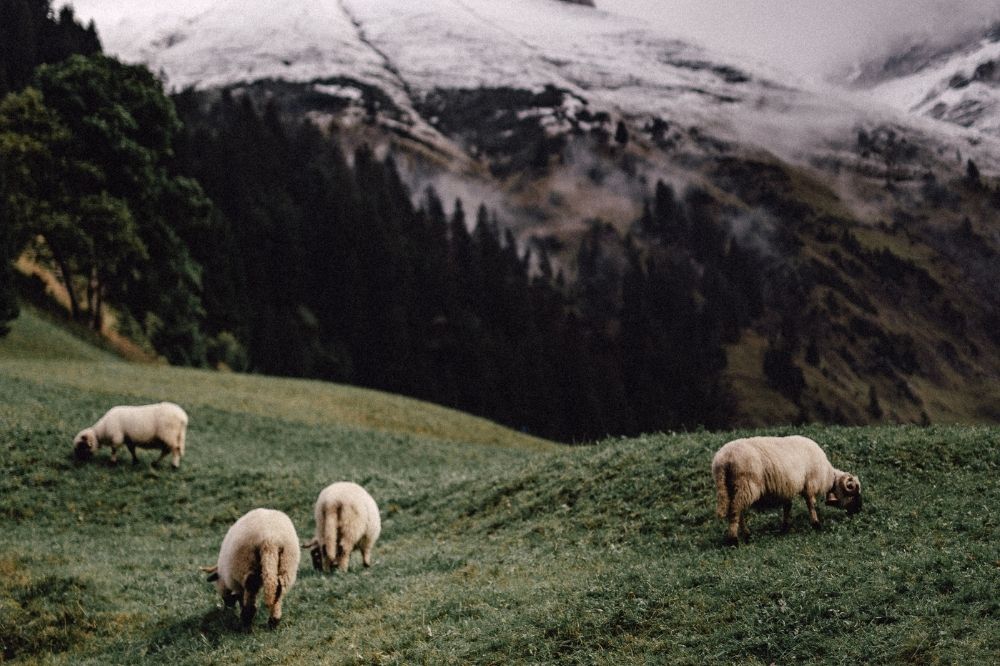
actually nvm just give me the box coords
[714,461,734,518]
[322,503,341,568]
[259,542,282,610]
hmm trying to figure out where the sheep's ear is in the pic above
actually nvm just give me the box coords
[301,539,317,549]
[200,565,218,581]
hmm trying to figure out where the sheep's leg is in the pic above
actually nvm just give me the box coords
[240,589,257,629]
[170,447,180,468]
[725,508,741,545]
[726,484,754,544]
[125,438,139,465]
[805,494,821,529]
[738,512,751,542]
[239,570,263,630]
[267,582,283,629]
[336,539,352,572]
[780,501,792,533]
[152,447,169,467]
[360,537,373,568]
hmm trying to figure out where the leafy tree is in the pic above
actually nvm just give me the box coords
[1,55,211,362]
[0,86,90,319]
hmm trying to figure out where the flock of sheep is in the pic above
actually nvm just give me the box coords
[72,402,381,629]
[72,401,863,630]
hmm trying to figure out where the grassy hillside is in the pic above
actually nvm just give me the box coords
[1,313,998,664]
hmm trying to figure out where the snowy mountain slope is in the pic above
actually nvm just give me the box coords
[64,0,1000,428]
[857,24,1000,136]
[72,0,898,156]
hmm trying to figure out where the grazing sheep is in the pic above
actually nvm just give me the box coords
[302,482,381,573]
[200,508,300,630]
[712,435,862,544]
[73,402,188,468]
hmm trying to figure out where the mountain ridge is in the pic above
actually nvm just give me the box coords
[58,0,1000,431]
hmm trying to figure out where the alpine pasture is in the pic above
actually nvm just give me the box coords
[1,307,997,664]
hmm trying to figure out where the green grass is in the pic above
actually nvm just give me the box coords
[1,314,998,664]
[0,306,119,363]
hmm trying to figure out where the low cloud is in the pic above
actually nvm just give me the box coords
[604,0,1000,81]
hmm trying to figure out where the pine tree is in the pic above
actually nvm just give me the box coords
[966,158,981,187]
[614,120,629,146]
[867,385,883,419]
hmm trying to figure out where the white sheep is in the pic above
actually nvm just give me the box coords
[301,482,381,573]
[73,402,188,468]
[200,508,300,630]
[711,435,862,544]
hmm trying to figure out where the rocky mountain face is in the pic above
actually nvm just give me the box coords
[854,22,1000,136]
[78,0,1000,426]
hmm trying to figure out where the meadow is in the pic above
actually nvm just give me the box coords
[1,307,997,664]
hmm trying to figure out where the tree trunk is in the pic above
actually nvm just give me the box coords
[51,250,81,322]
[93,279,104,332]
[87,268,104,331]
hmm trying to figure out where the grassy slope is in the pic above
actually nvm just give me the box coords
[1,311,998,664]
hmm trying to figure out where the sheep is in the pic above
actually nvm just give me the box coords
[73,402,188,468]
[301,482,381,573]
[711,435,862,544]
[200,508,300,630]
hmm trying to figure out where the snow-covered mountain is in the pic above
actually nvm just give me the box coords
[854,23,1000,136]
[74,0,896,155]
[64,0,1000,428]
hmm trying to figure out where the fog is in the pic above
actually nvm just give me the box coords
[70,1,1000,83]
[602,0,1000,81]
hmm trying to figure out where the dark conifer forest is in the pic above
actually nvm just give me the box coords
[0,4,756,441]
[170,92,756,440]
[0,0,99,97]
[12,1,990,440]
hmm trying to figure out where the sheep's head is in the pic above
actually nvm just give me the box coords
[200,565,233,603]
[73,429,98,459]
[301,539,323,571]
[826,473,862,514]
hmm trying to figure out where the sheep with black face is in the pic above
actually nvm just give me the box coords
[711,435,862,544]
[200,508,300,630]
[73,402,188,468]
[301,482,381,573]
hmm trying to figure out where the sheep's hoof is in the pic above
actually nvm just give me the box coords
[267,617,281,630]
[812,521,822,531]
[723,535,739,547]
[779,524,791,534]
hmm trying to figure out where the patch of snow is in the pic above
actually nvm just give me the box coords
[69,0,1000,161]
[865,37,1000,135]
[313,83,364,101]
